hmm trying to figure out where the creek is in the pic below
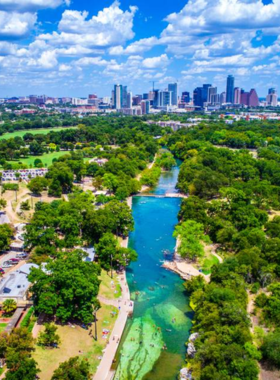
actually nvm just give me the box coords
[114,162,192,380]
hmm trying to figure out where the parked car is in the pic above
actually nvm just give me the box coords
[10,258,20,263]
[2,262,13,268]
[16,253,27,259]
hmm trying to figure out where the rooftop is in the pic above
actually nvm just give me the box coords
[0,263,38,300]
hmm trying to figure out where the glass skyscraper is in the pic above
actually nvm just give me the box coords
[168,83,178,106]
[226,75,235,103]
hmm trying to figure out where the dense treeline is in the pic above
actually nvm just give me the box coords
[168,119,280,152]
[168,125,280,378]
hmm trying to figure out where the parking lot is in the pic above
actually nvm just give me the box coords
[0,251,28,274]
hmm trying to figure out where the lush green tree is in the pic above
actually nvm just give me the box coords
[102,173,119,194]
[104,199,134,237]
[179,196,208,224]
[27,176,49,195]
[173,220,211,260]
[28,250,101,323]
[46,162,74,196]
[4,328,39,380]
[2,299,17,316]
[51,357,90,380]
[0,198,7,210]
[38,323,61,347]
[261,329,280,368]
[0,224,13,251]
[96,233,137,273]
[20,200,30,211]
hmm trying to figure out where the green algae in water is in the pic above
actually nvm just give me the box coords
[114,315,164,380]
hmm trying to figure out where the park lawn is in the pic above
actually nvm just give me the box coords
[7,152,92,168]
[201,254,219,275]
[0,127,77,140]
[0,323,7,332]
[7,151,70,168]
[33,304,118,380]
[99,270,122,300]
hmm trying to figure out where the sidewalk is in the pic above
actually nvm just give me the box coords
[93,270,133,380]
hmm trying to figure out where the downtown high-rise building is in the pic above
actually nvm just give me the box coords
[193,84,212,107]
[181,91,190,103]
[141,100,150,114]
[226,75,235,103]
[266,88,278,106]
[220,92,226,104]
[113,84,122,109]
[234,87,241,104]
[112,84,133,109]
[240,89,259,107]
[168,83,178,106]
[207,86,217,103]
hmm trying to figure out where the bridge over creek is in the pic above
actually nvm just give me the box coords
[134,192,187,198]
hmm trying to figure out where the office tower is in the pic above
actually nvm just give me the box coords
[248,89,259,107]
[220,92,226,104]
[168,83,178,106]
[143,93,149,100]
[141,100,150,114]
[153,90,160,107]
[193,87,203,107]
[158,90,172,107]
[122,86,128,108]
[207,87,217,103]
[127,92,133,108]
[266,88,278,106]
[148,91,155,101]
[226,75,235,103]
[29,95,38,103]
[133,95,142,106]
[113,84,122,109]
[88,94,98,105]
[181,92,190,103]
[193,84,211,107]
[234,87,241,104]
[111,90,115,107]
[240,89,249,106]
[211,94,220,104]
[240,89,259,107]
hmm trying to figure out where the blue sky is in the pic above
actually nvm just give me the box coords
[0,0,280,97]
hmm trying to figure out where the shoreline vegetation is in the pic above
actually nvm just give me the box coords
[164,121,280,380]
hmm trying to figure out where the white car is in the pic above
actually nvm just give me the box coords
[2,262,13,268]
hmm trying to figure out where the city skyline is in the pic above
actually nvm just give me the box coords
[1,0,280,97]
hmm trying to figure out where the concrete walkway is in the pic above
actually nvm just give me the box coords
[93,270,133,380]
[93,231,133,380]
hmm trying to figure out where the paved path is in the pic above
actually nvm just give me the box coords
[98,295,118,308]
[93,270,133,380]
[93,231,133,380]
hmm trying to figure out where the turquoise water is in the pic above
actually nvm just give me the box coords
[114,165,192,380]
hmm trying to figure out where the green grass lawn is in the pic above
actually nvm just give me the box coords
[0,126,77,140]
[7,151,70,167]
[0,323,7,332]
[201,254,219,275]
[33,304,118,380]
[99,270,122,300]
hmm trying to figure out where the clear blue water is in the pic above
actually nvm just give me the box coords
[114,164,192,380]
